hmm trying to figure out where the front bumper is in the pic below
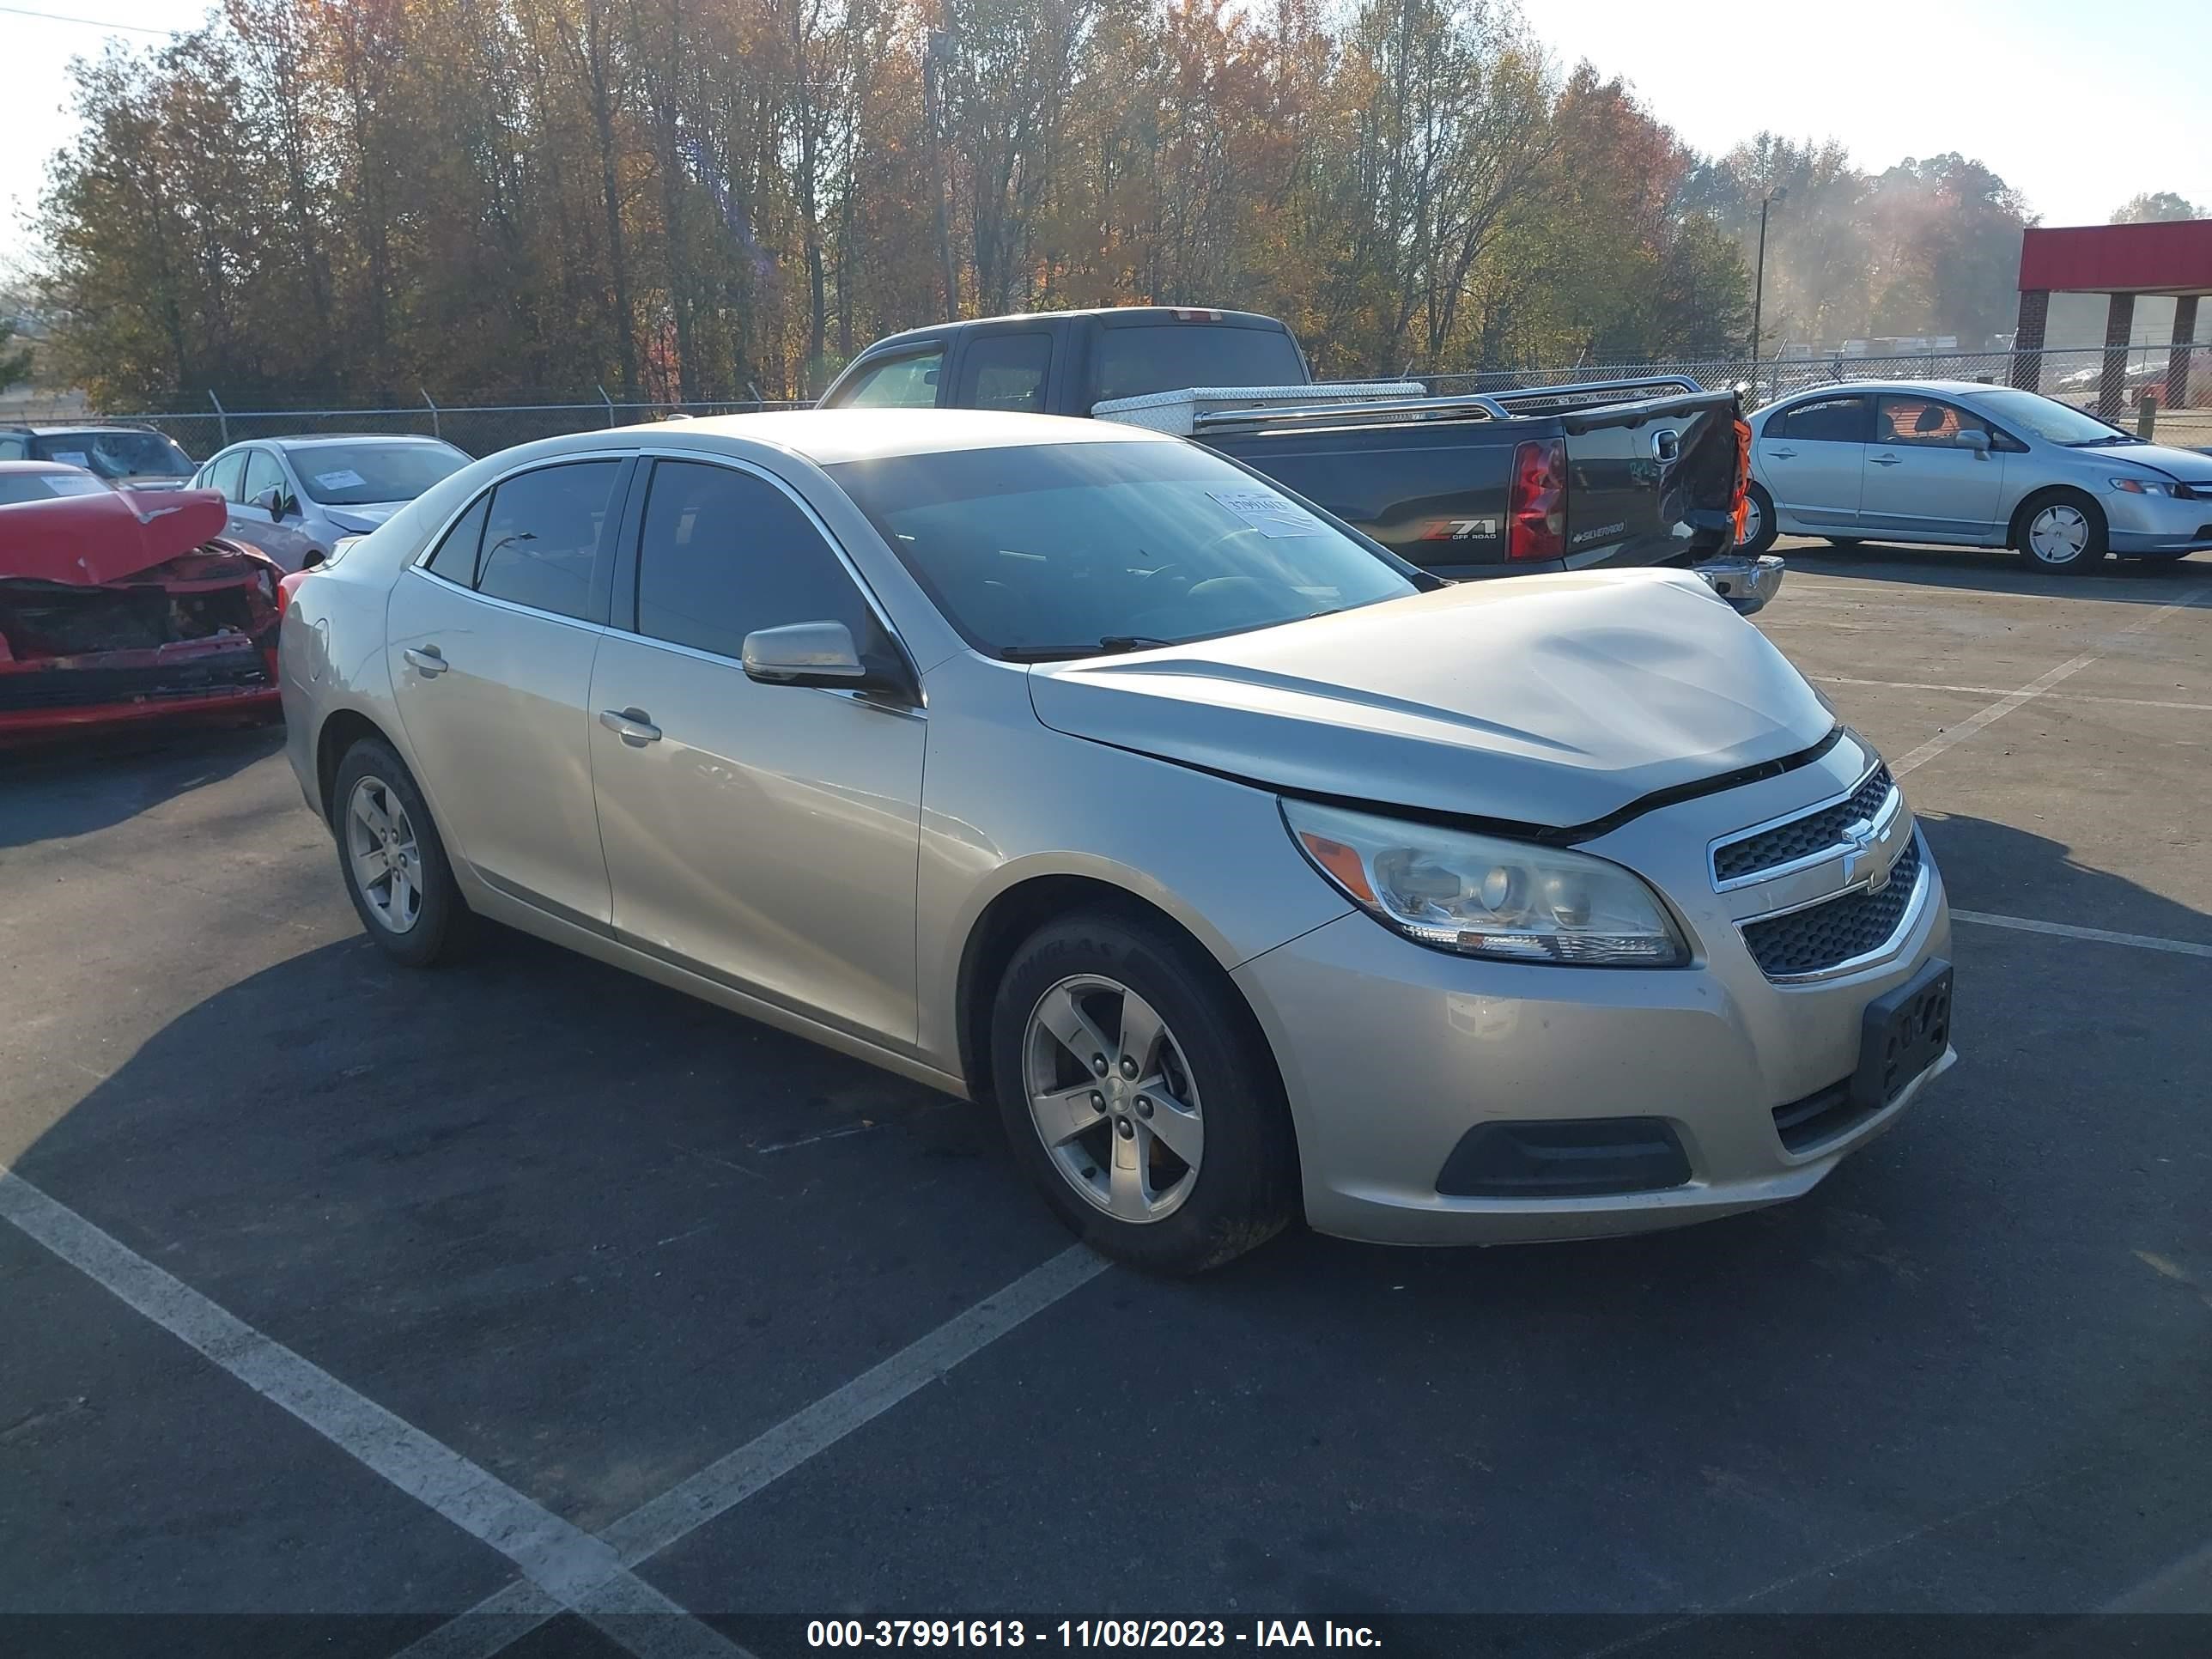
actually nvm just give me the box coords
[2106,492,2212,556]
[1232,736,1952,1246]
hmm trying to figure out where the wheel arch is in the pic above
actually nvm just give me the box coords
[2007,482,2103,552]
[314,707,397,827]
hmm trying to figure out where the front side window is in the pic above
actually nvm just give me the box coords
[1875,395,1989,447]
[829,440,1418,659]
[956,333,1051,412]
[290,441,470,506]
[474,461,623,621]
[1772,396,1868,444]
[834,350,944,409]
[240,448,289,506]
[634,461,870,660]
[205,451,249,501]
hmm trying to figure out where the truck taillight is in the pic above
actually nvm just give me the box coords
[1507,439,1565,562]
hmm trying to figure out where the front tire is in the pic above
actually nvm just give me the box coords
[331,738,473,967]
[2014,489,2108,573]
[989,909,1297,1274]
[1738,483,1778,556]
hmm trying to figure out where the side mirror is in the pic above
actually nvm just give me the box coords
[1954,428,1990,455]
[255,484,289,517]
[743,621,916,705]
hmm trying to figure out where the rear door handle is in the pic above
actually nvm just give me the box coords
[1869,453,1904,466]
[599,707,662,745]
[403,646,448,677]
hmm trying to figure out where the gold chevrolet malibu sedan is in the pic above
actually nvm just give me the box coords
[280,410,1954,1273]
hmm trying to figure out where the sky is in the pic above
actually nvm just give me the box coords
[3,0,2209,275]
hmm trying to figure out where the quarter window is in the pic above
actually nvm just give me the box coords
[956,333,1051,412]
[1773,396,1869,444]
[634,461,870,661]
[474,461,623,622]
[836,350,944,409]
[424,495,490,586]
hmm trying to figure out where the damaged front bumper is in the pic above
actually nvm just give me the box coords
[1690,551,1785,616]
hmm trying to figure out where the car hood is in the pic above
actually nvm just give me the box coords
[1024,571,1833,830]
[2105,443,2212,485]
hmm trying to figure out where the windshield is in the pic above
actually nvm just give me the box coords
[0,471,109,505]
[1967,387,2130,446]
[829,441,1418,660]
[1093,324,1307,403]
[289,441,471,506]
[30,429,194,479]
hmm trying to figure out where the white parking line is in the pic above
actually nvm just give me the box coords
[1813,674,2212,716]
[408,1243,1111,1656]
[0,1162,1107,1659]
[1951,910,2212,959]
[1887,588,2207,779]
[0,1168,735,1659]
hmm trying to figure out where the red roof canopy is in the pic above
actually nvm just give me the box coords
[2018,219,2212,295]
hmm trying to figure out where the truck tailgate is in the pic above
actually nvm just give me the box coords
[1557,389,1741,568]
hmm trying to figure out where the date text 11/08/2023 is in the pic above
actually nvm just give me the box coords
[805,1620,1382,1649]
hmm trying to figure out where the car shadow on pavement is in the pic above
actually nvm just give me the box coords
[0,719,287,849]
[1778,541,2210,606]
[1915,809,2212,947]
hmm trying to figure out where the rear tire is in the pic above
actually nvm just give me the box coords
[331,738,474,968]
[2014,489,2108,574]
[1738,483,1778,556]
[989,908,1297,1274]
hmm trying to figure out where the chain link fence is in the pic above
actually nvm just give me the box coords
[11,341,2209,462]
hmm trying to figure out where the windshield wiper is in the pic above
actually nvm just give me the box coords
[2067,434,2138,446]
[996,635,1181,663]
[1095,635,1178,653]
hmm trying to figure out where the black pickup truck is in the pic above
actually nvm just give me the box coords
[817,306,1778,609]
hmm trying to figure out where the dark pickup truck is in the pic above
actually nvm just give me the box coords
[817,306,1779,610]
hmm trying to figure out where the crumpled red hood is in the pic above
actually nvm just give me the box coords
[0,488,230,586]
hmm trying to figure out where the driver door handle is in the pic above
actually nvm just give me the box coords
[1767,447,1796,459]
[402,646,448,677]
[599,707,662,745]
[1870,453,1904,466]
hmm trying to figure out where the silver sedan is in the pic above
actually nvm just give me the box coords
[280,410,1954,1273]
[1738,380,2212,572]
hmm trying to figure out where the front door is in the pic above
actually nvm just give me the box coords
[586,457,926,1043]
[386,458,631,929]
[226,447,319,569]
[1861,393,2008,541]
[1757,392,1869,532]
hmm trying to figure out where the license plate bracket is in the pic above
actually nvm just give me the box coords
[1850,957,1953,1112]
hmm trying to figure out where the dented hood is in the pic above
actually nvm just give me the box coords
[1025,570,1832,830]
[0,488,230,586]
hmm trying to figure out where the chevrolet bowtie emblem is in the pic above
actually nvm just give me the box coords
[1841,815,1896,894]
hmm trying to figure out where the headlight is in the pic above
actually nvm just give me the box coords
[1282,799,1689,966]
[2109,477,2180,496]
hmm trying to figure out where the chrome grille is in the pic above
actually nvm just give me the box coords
[1714,764,1894,885]
[1740,834,1923,979]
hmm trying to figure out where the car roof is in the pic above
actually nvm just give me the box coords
[852,305,1291,357]
[273,433,457,448]
[623,407,1175,465]
[1767,379,2009,403]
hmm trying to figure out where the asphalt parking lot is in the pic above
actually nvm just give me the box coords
[3,539,2209,1658]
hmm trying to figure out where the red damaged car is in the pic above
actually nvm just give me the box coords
[0,462,286,745]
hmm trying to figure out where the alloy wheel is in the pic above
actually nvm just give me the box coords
[1023,975,1204,1224]
[346,775,423,933]
[1739,494,1763,548]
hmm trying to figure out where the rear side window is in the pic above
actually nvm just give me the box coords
[475,461,623,621]
[424,495,490,586]
[956,333,1051,411]
[836,350,944,409]
[633,460,870,660]
[1772,396,1868,443]
[1093,324,1305,403]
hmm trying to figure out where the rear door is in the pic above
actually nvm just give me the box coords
[1757,393,1869,531]
[386,457,631,928]
[587,456,926,1042]
[1862,392,2007,541]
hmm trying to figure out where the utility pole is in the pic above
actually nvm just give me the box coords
[924,23,958,323]
[1750,187,1785,363]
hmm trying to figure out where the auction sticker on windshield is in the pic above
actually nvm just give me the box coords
[316,470,368,489]
[1206,487,1324,538]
